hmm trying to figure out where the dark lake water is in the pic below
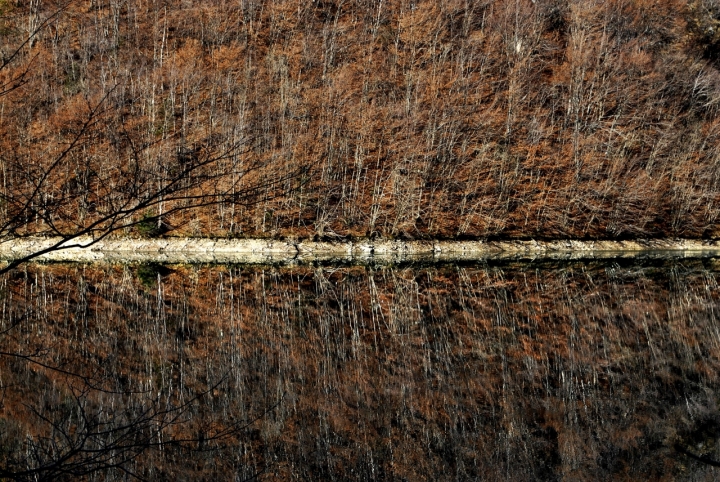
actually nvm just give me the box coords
[2,258,720,480]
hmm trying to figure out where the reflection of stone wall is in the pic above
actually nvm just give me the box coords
[2,260,720,480]
[3,237,720,263]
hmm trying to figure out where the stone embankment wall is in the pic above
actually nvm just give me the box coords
[1,237,720,264]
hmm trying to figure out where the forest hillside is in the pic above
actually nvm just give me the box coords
[2,0,720,240]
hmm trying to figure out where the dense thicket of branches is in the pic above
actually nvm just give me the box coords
[2,261,720,479]
[2,0,720,241]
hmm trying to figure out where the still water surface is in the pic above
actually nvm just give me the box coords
[1,258,720,480]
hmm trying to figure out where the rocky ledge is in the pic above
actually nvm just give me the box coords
[0,237,720,264]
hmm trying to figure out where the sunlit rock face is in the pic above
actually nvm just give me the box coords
[1,259,720,480]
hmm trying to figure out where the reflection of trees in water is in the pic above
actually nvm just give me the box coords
[1,260,720,480]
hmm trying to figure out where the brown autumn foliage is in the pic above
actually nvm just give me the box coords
[2,259,720,480]
[2,0,720,242]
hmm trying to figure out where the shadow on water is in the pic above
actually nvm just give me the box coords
[1,257,720,480]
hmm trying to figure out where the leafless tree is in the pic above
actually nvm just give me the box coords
[0,1,305,274]
[0,3,293,479]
